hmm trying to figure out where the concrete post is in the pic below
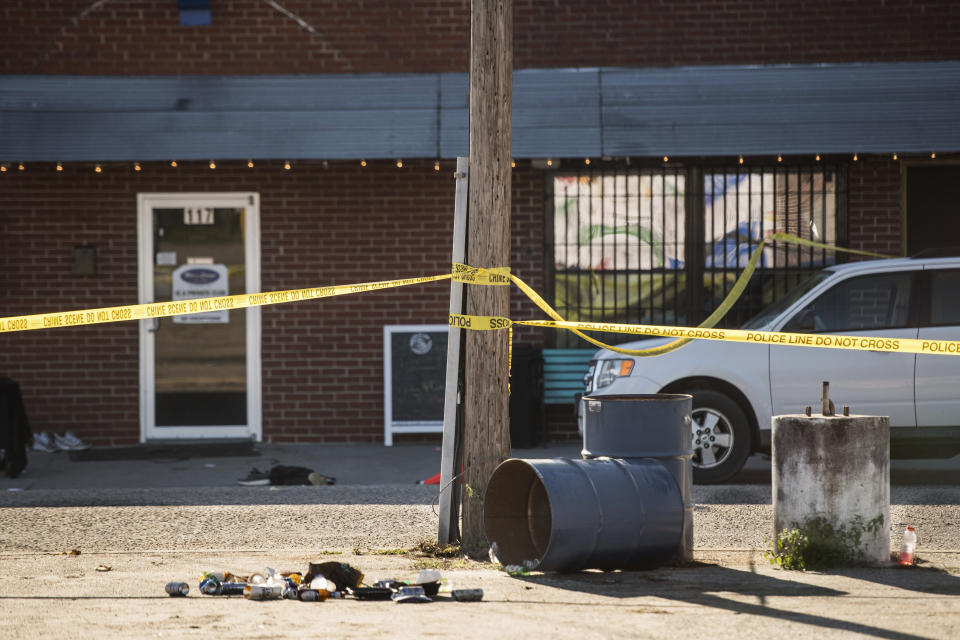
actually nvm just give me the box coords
[772,413,890,565]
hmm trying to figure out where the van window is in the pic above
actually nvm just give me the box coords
[928,269,960,326]
[782,272,913,332]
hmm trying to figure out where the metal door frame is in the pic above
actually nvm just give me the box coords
[136,192,262,442]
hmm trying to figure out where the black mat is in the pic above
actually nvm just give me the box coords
[68,441,259,462]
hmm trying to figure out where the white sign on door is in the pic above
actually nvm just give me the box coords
[172,263,230,324]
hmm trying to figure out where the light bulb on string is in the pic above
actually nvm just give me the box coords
[853,153,858,162]
[284,161,292,170]
[360,159,367,167]
[815,154,821,162]
[247,160,254,168]
[94,164,102,173]
[170,160,178,168]
[56,162,63,171]
[584,158,591,165]
[663,156,669,163]
[511,159,516,168]
[0,165,7,172]
[18,163,24,171]
[396,159,403,168]
[777,155,783,163]
[134,162,141,172]
[546,158,553,167]
[892,152,898,160]
[931,152,936,159]
[434,160,440,171]
[739,155,744,165]
[209,160,216,170]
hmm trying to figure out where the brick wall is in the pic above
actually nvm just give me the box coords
[0,160,546,444]
[3,1,958,74]
[847,158,904,257]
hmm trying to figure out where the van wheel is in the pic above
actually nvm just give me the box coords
[686,388,752,484]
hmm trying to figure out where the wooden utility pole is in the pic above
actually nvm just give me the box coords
[462,0,512,549]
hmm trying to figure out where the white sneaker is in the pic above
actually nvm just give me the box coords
[53,432,90,451]
[32,432,57,453]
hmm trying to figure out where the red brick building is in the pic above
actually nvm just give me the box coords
[2,1,959,446]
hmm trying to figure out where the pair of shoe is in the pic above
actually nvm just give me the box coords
[32,431,89,452]
[237,468,271,486]
[236,467,338,486]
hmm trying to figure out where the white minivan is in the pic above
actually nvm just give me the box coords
[581,254,960,483]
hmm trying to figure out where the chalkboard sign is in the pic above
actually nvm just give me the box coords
[383,324,448,445]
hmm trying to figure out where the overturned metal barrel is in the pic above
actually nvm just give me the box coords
[485,457,683,571]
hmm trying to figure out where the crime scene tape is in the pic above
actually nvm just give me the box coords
[0,273,452,333]
[449,314,960,356]
[499,232,894,357]
[5,232,955,357]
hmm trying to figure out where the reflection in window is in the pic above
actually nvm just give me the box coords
[783,272,913,333]
[929,270,960,326]
[553,170,685,346]
[550,164,844,346]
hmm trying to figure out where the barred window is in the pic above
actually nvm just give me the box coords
[550,163,845,347]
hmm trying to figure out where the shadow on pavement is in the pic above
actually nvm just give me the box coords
[513,562,937,640]
[848,562,960,596]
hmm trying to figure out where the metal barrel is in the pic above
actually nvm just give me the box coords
[581,393,694,563]
[581,393,692,459]
[484,457,683,571]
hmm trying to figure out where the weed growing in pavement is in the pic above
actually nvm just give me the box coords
[765,514,884,570]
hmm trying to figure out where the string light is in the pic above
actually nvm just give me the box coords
[94,164,102,173]
[209,160,216,170]
[663,156,669,163]
[18,162,24,171]
[0,165,6,172]
[247,160,255,168]
[546,158,553,167]
[360,159,367,167]
[396,159,403,168]
[931,152,936,159]
[777,155,783,163]
[56,162,63,171]
[738,155,744,165]
[815,154,821,162]
[284,160,292,170]
[170,160,178,168]
[511,160,516,168]
[853,153,858,162]
[584,158,591,165]
[892,152,898,160]
[434,160,440,171]
[134,162,141,172]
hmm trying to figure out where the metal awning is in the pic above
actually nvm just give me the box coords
[2,61,958,162]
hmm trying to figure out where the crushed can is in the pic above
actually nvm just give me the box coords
[244,584,283,601]
[165,582,189,597]
[199,578,222,595]
[452,588,483,602]
[220,582,246,596]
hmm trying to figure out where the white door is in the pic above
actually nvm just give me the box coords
[137,193,261,441]
[770,269,919,427]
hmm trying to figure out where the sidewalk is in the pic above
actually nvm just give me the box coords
[1,442,583,491]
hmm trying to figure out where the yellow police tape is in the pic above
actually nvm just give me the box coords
[4,233,957,357]
[0,274,452,333]
[447,315,960,356]
[498,232,892,357]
